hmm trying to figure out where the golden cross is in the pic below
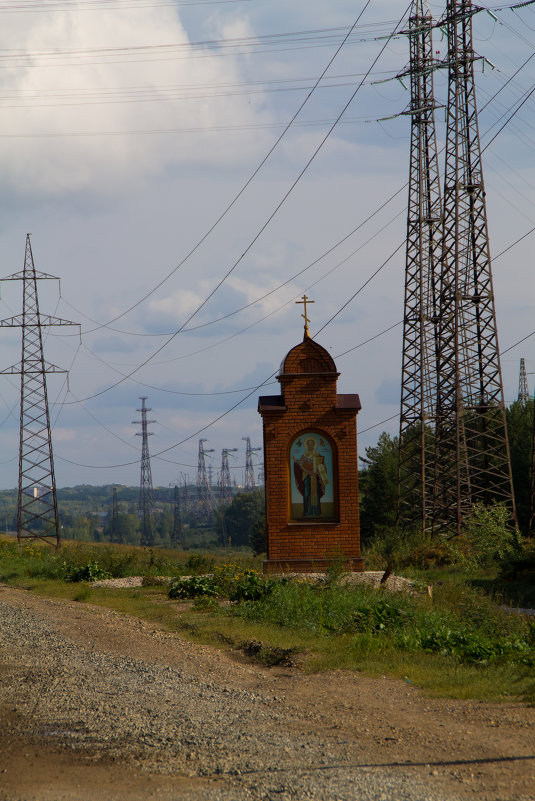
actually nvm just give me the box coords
[295,294,314,338]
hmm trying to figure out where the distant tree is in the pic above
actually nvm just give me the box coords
[157,508,174,546]
[216,489,265,549]
[118,513,141,545]
[102,511,141,545]
[506,398,534,533]
[359,432,399,545]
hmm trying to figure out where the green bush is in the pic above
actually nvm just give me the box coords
[451,503,520,570]
[65,560,112,582]
[232,578,535,666]
[229,571,275,603]
[184,552,215,575]
[168,575,218,599]
[499,540,535,581]
[167,563,275,603]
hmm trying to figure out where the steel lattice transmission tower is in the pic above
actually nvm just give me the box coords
[133,397,155,546]
[518,358,530,405]
[219,448,237,504]
[242,436,261,491]
[0,235,78,547]
[397,0,443,534]
[196,439,214,518]
[433,0,515,533]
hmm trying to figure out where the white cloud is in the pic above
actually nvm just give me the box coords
[0,6,273,195]
[51,427,76,442]
[147,284,210,324]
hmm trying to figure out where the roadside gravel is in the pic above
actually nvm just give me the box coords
[1,585,534,801]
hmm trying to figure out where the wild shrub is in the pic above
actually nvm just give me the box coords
[168,575,218,599]
[408,541,453,569]
[184,552,215,575]
[168,563,275,602]
[499,540,535,581]
[232,578,535,666]
[229,571,275,603]
[65,560,112,582]
[450,503,520,571]
[363,527,427,572]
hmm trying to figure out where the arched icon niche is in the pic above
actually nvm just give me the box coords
[289,431,337,521]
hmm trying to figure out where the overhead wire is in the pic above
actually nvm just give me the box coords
[59,0,414,406]
[55,182,407,340]
[0,73,398,109]
[52,9,535,346]
[0,25,404,70]
[56,9,535,414]
[52,4,382,342]
[43,5,535,347]
[69,202,406,375]
[0,0,255,11]
[9,2,535,469]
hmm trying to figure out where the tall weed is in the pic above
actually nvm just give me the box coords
[233,579,534,666]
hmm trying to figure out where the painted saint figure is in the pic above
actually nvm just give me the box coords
[293,437,330,516]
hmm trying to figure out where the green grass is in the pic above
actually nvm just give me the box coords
[0,536,261,584]
[1,538,534,704]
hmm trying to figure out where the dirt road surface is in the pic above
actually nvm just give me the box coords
[1,584,534,801]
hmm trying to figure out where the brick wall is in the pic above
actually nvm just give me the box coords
[258,336,363,573]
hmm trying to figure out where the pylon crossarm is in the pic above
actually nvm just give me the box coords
[0,236,74,549]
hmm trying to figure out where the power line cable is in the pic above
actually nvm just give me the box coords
[53,3,379,340]
[53,11,534,344]
[60,1,414,405]
[56,182,407,339]
[0,0,255,11]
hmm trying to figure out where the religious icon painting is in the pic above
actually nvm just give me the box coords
[289,431,336,520]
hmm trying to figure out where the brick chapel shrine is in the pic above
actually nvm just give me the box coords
[258,296,363,573]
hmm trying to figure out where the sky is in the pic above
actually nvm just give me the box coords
[0,0,534,490]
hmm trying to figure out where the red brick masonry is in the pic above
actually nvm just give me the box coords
[258,335,363,573]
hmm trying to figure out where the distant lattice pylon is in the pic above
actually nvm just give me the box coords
[397,0,442,535]
[196,439,214,518]
[433,0,515,533]
[242,436,262,491]
[0,234,78,547]
[518,358,530,405]
[133,397,155,546]
[219,448,237,504]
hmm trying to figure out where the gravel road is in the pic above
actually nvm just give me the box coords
[1,585,534,801]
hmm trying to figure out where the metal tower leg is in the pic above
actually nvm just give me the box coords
[398,0,442,535]
[434,0,515,534]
